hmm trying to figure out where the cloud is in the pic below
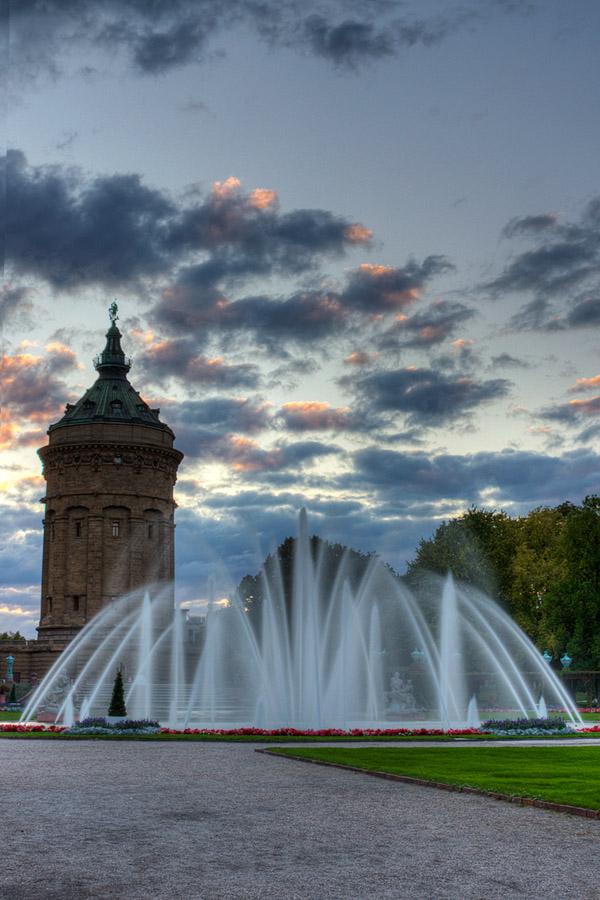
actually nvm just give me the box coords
[487,199,600,330]
[165,397,271,434]
[166,176,371,276]
[299,15,397,69]
[341,259,453,313]
[1,352,77,425]
[278,401,359,432]
[346,446,600,507]
[6,150,175,289]
[344,351,374,367]
[490,353,530,369]
[501,213,560,238]
[153,257,451,350]
[153,287,348,350]
[9,1,523,83]
[138,338,260,388]
[540,396,600,424]
[565,297,600,327]
[379,299,474,349]
[214,436,340,473]
[0,286,35,327]
[151,397,272,458]
[569,375,600,393]
[488,241,596,298]
[6,150,370,296]
[343,365,510,425]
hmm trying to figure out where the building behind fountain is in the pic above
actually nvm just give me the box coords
[4,303,184,685]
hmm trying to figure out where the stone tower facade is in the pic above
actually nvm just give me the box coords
[36,303,184,649]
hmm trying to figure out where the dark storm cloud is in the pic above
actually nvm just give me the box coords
[379,299,474,349]
[138,338,260,388]
[346,446,600,506]
[9,1,522,80]
[5,152,370,295]
[343,366,510,425]
[487,199,600,330]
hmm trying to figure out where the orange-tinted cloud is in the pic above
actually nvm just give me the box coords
[249,188,279,211]
[1,353,73,424]
[344,351,374,367]
[227,437,284,472]
[569,375,600,393]
[139,338,260,388]
[211,176,242,199]
[344,223,372,244]
[341,259,452,313]
[566,396,600,416]
[279,401,357,431]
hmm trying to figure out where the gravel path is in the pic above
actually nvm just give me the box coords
[2,740,600,900]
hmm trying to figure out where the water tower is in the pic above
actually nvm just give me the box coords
[36,303,184,651]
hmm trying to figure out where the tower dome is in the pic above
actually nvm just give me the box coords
[37,303,184,648]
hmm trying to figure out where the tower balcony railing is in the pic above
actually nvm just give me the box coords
[93,355,132,368]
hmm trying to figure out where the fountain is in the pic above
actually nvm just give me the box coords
[22,510,583,730]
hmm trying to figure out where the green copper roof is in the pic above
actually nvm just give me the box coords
[50,303,173,436]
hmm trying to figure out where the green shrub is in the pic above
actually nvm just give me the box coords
[108,670,127,717]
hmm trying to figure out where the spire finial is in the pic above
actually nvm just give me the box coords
[109,301,119,323]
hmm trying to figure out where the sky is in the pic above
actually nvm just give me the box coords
[2,0,600,637]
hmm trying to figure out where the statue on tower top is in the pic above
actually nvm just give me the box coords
[109,301,119,323]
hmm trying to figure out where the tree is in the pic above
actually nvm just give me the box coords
[508,505,571,643]
[237,534,377,623]
[540,496,600,668]
[405,506,519,609]
[108,669,127,717]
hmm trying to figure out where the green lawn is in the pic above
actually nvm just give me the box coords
[0,710,32,722]
[272,746,600,810]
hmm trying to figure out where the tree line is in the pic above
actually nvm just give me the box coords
[236,496,600,671]
[405,496,600,670]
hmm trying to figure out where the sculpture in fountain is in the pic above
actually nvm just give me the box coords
[384,672,418,718]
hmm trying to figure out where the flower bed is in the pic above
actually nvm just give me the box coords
[1,721,597,738]
[154,726,488,737]
[62,717,161,735]
[0,723,65,733]
[482,717,573,736]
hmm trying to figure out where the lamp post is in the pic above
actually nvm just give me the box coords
[5,655,15,682]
